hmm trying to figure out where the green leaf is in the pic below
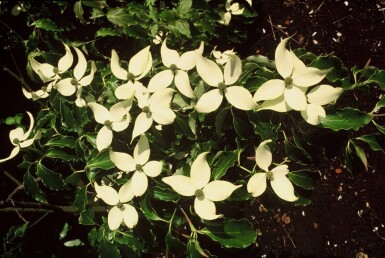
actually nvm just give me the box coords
[375,95,385,110]
[59,223,69,239]
[79,207,95,225]
[31,18,61,31]
[248,111,280,141]
[60,102,78,132]
[75,185,88,213]
[64,239,85,247]
[6,223,29,242]
[288,171,314,190]
[139,194,166,222]
[99,238,121,258]
[373,120,385,134]
[215,108,229,137]
[356,134,385,154]
[46,136,77,148]
[152,186,180,202]
[4,114,23,125]
[201,219,257,248]
[173,20,191,38]
[232,109,253,140]
[115,232,146,253]
[177,0,192,16]
[351,141,368,171]
[23,171,47,203]
[36,161,65,191]
[45,147,79,162]
[74,1,84,22]
[107,8,136,27]
[174,113,196,139]
[96,28,120,37]
[86,149,114,170]
[367,70,385,90]
[211,151,237,180]
[166,231,186,255]
[321,108,372,131]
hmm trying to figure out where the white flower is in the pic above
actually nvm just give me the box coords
[55,47,96,98]
[22,81,54,100]
[253,37,330,112]
[30,42,73,83]
[195,49,256,113]
[88,99,133,152]
[147,39,196,98]
[301,85,343,125]
[131,85,176,141]
[0,111,41,163]
[211,46,237,65]
[247,140,298,202]
[162,152,241,220]
[94,181,138,230]
[218,0,244,25]
[109,135,163,197]
[112,46,152,100]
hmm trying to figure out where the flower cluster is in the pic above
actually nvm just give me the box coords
[1,38,344,232]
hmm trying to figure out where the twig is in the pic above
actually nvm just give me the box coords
[3,171,22,186]
[0,18,24,42]
[3,66,33,92]
[267,15,276,41]
[6,178,42,202]
[10,199,28,223]
[314,1,325,13]
[0,205,107,213]
[280,223,296,248]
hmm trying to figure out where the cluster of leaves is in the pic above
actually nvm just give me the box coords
[1,0,385,257]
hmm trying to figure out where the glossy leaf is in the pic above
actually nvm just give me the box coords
[23,171,47,203]
[99,238,121,258]
[36,161,65,190]
[321,108,372,131]
[45,147,79,162]
[86,149,114,170]
[79,207,95,225]
[356,134,385,154]
[46,136,77,148]
[288,171,314,190]
[139,194,166,222]
[201,219,257,248]
[75,185,88,213]
[211,151,238,180]
[31,18,61,31]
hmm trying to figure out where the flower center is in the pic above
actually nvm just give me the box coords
[284,77,293,86]
[266,171,274,181]
[117,202,125,210]
[127,72,135,82]
[71,78,78,86]
[13,138,20,145]
[53,67,59,74]
[104,120,112,128]
[195,189,205,200]
[142,106,150,113]
[170,64,178,75]
[136,164,143,171]
[218,82,227,92]
[41,86,47,92]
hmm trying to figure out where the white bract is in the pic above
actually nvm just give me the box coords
[55,47,96,100]
[131,85,176,141]
[94,181,138,230]
[0,112,40,163]
[88,100,133,151]
[195,49,256,113]
[112,46,152,100]
[109,135,163,197]
[253,37,330,112]
[29,42,73,83]
[218,0,244,25]
[211,46,237,65]
[148,39,196,98]
[162,152,241,220]
[22,81,54,100]
[247,140,298,202]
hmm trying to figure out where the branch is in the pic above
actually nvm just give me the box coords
[0,204,107,213]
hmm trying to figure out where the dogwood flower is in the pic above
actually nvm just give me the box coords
[211,46,237,65]
[247,140,298,202]
[112,46,152,100]
[131,86,176,141]
[0,111,41,163]
[94,181,138,230]
[55,47,96,99]
[218,0,244,25]
[162,152,241,220]
[22,81,54,100]
[109,135,163,197]
[253,37,330,112]
[88,99,133,151]
[301,85,343,125]
[147,39,196,98]
[29,42,73,83]
[195,50,256,113]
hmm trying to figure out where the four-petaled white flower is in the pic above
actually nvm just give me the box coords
[147,39,196,98]
[22,81,54,100]
[247,139,298,202]
[211,46,237,65]
[55,47,96,100]
[94,181,138,230]
[112,46,152,100]
[218,0,244,25]
[30,42,73,83]
[195,49,256,113]
[0,111,41,163]
[109,134,163,197]
[253,37,331,112]
[131,85,176,141]
[162,152,241,220]
[88,99,133,151]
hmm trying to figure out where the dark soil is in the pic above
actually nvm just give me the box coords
[241,1,385,257]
